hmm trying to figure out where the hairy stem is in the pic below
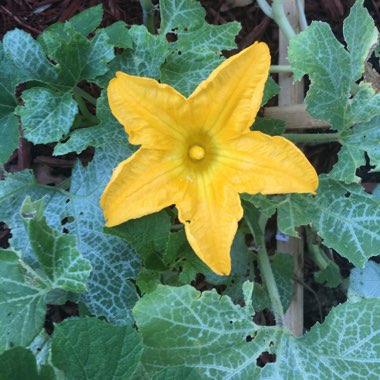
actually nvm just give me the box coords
[283,132,341,143]
[73,92,98,124]
[74,87,97,106]
[257,234,285,325]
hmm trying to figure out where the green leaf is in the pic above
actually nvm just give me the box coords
[3,29,58,85]
[21,197,92,292]
[53,90,126,155]
[311,176,380,267]
[17,88,78,144]
[348,261,380,301]
[52,318,143,380]
[0,347,55,380]
[289,22,351,131]
[249,175,380,268]
[159,0,206,34]
[96,25,169,87]
[153,367,204,380]
[0,113,18,165]
[330,94,380,183]
[104,211,171,262]
[252,117,286,136]
[0,44,18,164]
[0,142,140,324]
[135,284,380,378]
[261,299,380,379]
[103,21,133,49]
[160,22,240,96]
[66,4,103,36]
[51,27,114,87]
[0,249,48,353]
[289,1,378,132]
[133,285,276,378]
[39,4,103,45]
[247,193,310,237]
[262,76,280,106]
[343,0,378,82]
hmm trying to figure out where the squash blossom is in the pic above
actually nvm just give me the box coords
[100,42,318,275]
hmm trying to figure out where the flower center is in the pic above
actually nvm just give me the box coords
[188,145,205,160]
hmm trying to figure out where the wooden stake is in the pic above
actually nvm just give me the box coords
[277,0,305,337]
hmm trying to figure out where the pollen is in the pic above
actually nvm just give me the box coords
[188,145,205,160]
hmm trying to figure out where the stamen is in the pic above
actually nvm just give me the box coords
[189,145,205,160]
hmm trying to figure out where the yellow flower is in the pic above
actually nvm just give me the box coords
[100,42,318,275]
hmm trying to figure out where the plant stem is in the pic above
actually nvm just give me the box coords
[283,132,341,143]
[74,87,97,106]
[272,0,296,40]
[270,64,292,73]
[257,0,273,17]
[256,234,285,325]
[243,201,285,326]
[73,93,98,124]
[296,0,308,31]
[139,0,155,34]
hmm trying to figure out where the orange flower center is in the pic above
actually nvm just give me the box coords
[188,145,205,161]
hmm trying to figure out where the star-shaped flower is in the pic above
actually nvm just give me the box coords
[100,42,318,275]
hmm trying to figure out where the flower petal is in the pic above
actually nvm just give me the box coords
[101,149,187,226]
[108,72,190,148]
[176,175,243,275]
[188,42,270,140]
[220,131,319,194]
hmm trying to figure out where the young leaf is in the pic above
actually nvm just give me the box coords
[39,4,103,45]
[17,88,78,144]
[52,27,114,87]
[52,318,143,380]
[104,210,171,263]
[348,261,380,301]
[0,347,55,380]
[21,197,92,293]
[0,249,48,353]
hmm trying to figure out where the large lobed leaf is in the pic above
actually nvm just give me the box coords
[51,318,143,380]
[289,0,379,182]
[0,140,140,324]
[159,0,240,96]
[249,175,380,268]
[134,284,380,379]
